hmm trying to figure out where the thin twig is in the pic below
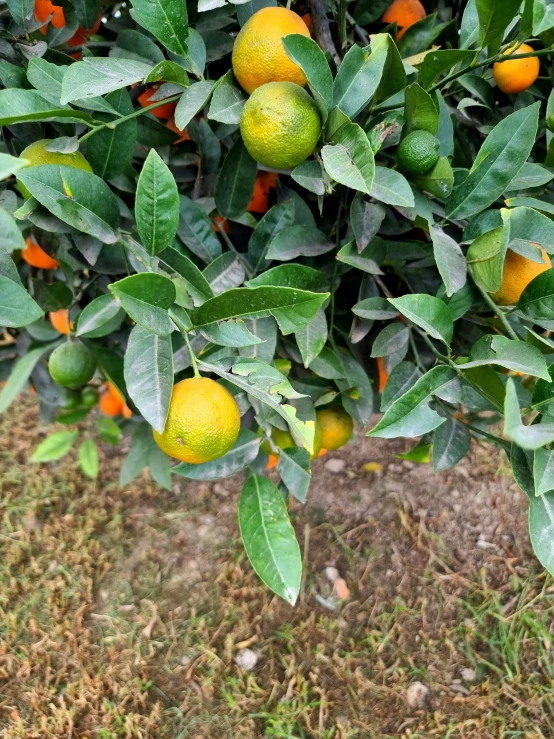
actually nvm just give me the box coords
[472,278,519,341]
[305,0,340,65]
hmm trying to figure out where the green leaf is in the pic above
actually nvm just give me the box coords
[380,361,422,411]
[388,294,454,346]
[119,425,153,486]
[411,157,454,200]
[208,74,246,124]
[110,273,176,336]
[278,446,311,503]
[433,418,471,472]
[404,83,439,135]
[146,60,190,86]
[337,238,386,274]
[534,448,554,496]
[476,0,522,46]
[7,0,34,25]
[351,199,385,251]
[248,200,295,271]
[203,251,245,295]
[174,81,215,129]
[371,322,410,357]
[173,429,261,479]
[370,167,415,208]
[529,490,554,577]
[87,89,137,180]
[334,348,373,426]
[61,59,154,104]
[456,335,550,381]
[136,150,180,257]
[148,444,172,490]
[75,295,124,338]
[466,226,504,293]
[31,431,79,463]
[238,474,302,605]
[97,416,122,446]
[295,308,327,366]
[430,226,467,297]
[0,343,57,415]
[191,285,329,335]
[130,0,188,56]
[0,152,30,180]
[397,14,450,57]
[265,225,333,261]
[420,49,474,89]
[517,270,554,322]
[0,89,94,126]
[446,104,540,221]
[17,165,120,244]
[309,346,345,379]
[178,195,222,264]
[199,356,315,453]
[247,264,326,292]
[32,281,72,313]
[352,297,398,320]
[504,378,554,449]
[124,325,174,434]
[291,160,325,196]
[282,34,333,120]
[369,366,457,439]
[201,319,262,347]
[79,438,99,479]
[0,276,44,327]
[321,123,375,194]
[508,162,554,191]
[215,137,257,219]
[160,242,214,304]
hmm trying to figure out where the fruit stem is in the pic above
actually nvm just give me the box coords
[472,277,519,341]
[183,331,201,379]
[78,94,183,144]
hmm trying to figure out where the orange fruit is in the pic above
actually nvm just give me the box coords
[266,453,279,470]
[99,382,125,416]
[247,171,279,214]
[35,0,101,45]
[382,0,426,40]
[167,115,190,143]
[377,357,388,393]
[49,308,72,335]
[212,215,230,234]
[316,407,354,451]
[138,85,177,119]
[153,377,240,464]
[301,13,312,31]
[232,7,310,94]
[493,43,540,94]
[490,245,551,306]
[21,236,59,270]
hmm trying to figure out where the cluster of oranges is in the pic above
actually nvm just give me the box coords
[34,0,101,57]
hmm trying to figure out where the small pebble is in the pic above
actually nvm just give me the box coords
[406,681,430,709]
[325,458,346,473]
[235,648,258,671]
[460,667,476,682]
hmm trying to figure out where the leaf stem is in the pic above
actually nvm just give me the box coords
[183,330,201,379]
[472,278,519,341]
[78,93,182,144]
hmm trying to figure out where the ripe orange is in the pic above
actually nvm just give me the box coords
[49,308,72,335]
[138,85,177,119]
[247,171,279,214]
[153,377,240,464]
[301,13,312,31]
[266,453,279,470]
[493,43,540,94]
[99,382,131,417]
[316,407,354,451]
[167,115,190,143]
[21,236,59,270]
[490,245,551,306]
[232,7,310,94]
[212,215,230,234]
[382,0,426,40]
[35,0,101,45]
[376,357,388,393]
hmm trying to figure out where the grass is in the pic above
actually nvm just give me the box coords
[2,397,554,737]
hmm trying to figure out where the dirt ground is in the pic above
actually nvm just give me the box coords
[2,397,554,739]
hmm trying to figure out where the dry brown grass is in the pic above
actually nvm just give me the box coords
[2,398,554,738]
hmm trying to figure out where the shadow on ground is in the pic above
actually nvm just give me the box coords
[1,398,553,738]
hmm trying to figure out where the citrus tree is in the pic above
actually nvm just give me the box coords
[2,0,554,605]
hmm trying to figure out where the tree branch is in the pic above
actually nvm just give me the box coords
[305,0,340,65]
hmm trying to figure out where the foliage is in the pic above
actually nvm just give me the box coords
[2,0,554,602]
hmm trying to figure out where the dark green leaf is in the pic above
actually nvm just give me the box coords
[119,425,154,486]
[278,446,311,503]
[0,343,57,414]
[529,490,554,576]
[76,295,125,338]
[420,49,474,89]
[174,80,215,129]
[247,264,326,292]
[282,34,333,119]
[504,378,554,449]
[291,160,325,196]
[110,273,176,335]
[178,195,222,264]
[0,276,44,327]
[265,225,333,261]
[61,59,154,103]
[351,199,385,251]
[238,473,301,605]
[430,226,467,297]
[215,137,257,219]
[136,150,180,256]
[371,322,410,357]
[208,73,246,124]
[352,297,398,320]
[79,438,99,479]
[203,252,245,294]
[337,238,386,274]
[380,361,422,411]
[130,0,188,56]
[476,0,522,46]
[533,448,554,496]
[248,200,295,271]
[404,83,439,135]
[457,335,550,381]
[517,269,554,322]
[433,418,471,472]
[17,165,120,244]
[389,294,454,346]
[411,157,454,200]
[322,123,375,194]
[87,89,137,180]
[7,0,34,26]
[0,89,93,126]
[370,167,415,208]
[295,308,327,366]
